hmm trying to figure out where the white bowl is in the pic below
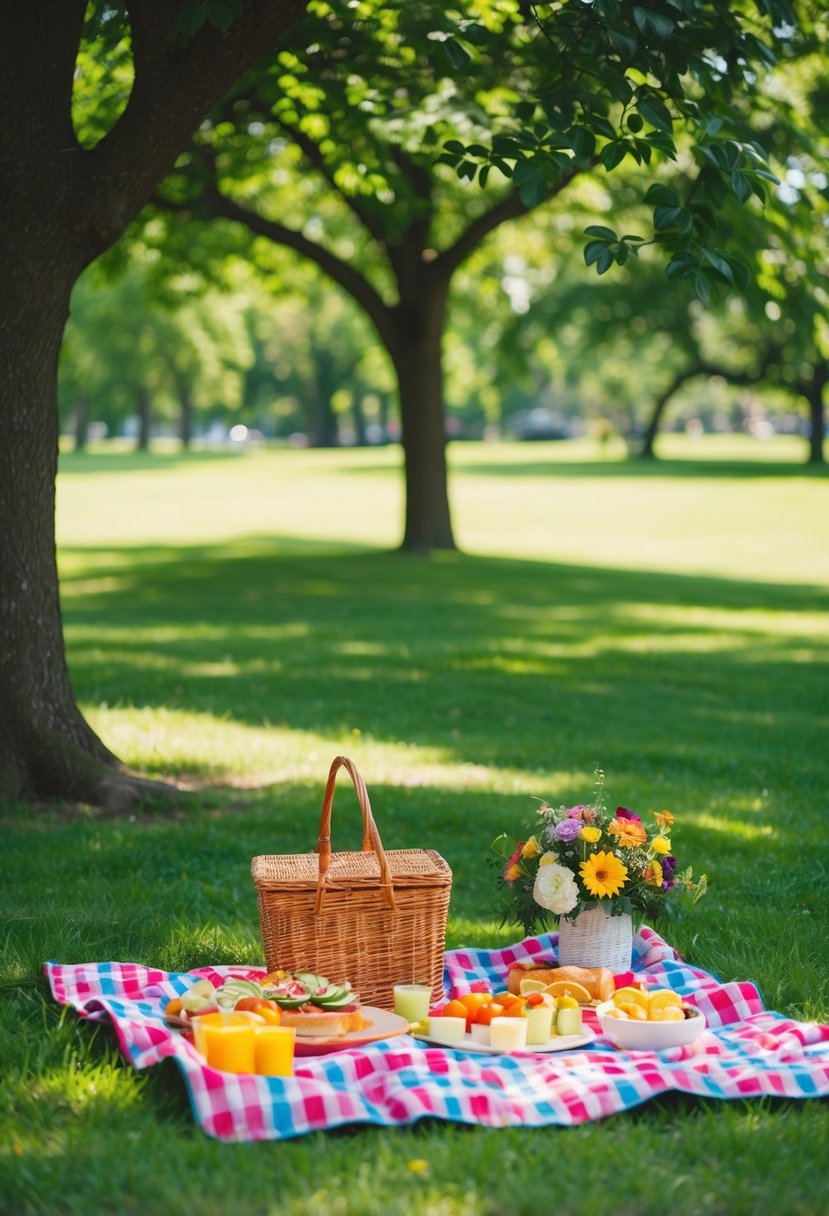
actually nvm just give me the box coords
[596,1000,706,1050]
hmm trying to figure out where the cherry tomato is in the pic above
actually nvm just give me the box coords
[236,997,282,1025]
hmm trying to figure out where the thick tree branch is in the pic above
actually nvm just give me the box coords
[437,165,585,278]
[200,187,396,349]
[79,0,308,255]
[274,116,390,247]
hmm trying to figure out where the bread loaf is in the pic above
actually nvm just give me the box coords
[507,964,614,1003]
[278,1006,366,1037]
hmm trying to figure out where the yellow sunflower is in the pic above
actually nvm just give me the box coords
[579,850,628,898]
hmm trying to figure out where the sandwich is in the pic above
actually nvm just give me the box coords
[262,970,367,1037]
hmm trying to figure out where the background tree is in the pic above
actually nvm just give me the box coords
[164,0,803,550]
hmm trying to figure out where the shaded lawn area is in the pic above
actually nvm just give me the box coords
[4,441,829,1215]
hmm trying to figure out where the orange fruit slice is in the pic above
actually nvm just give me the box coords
[459,992,492,1020]
[615,1001,648,1021]
[612,986,649,1014]
[648,989,682,1015]
[650,1006,685,1022]
[475,1002,506,1025]
[544,981,592,1004]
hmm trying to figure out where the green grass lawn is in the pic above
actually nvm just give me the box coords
[3,436,829,1214]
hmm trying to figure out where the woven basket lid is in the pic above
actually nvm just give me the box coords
[251,848,451,889]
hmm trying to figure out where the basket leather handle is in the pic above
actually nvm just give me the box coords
[314,756,396,914]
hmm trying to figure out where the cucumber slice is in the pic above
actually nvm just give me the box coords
[314,992,354,1009]
[313,985,354,1008]
[271,995,312,1009]
[293,972,327,992]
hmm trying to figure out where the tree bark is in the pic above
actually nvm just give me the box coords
[805,363,826,465]
[388,282,454,552]
[639,369,697,459]
[179,383,193,449]
[0,238,172,805]
[136,387,152,450]
[0,0,306,808]
[74,398,89,451]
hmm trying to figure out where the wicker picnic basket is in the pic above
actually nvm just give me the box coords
[251,756,453,1010]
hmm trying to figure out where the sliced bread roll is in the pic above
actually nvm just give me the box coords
[507,964,614,1003]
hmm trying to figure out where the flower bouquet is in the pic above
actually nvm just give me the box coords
[493,771,707,940]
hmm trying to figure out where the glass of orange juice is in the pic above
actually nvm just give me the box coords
[192,1012,256,1073]
[254,1025,296,1077]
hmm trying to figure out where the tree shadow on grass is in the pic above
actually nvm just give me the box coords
[58,538,829,817]
[448,456,827,481]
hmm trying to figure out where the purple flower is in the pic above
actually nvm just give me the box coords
[553,819,583,842]
[615,806,641,823]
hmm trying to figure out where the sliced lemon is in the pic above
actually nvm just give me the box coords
[518,978,549,996]
[612,986,649,1014]
[648,989,683,1015]
[615,1001,648,1021]
[604,1007,629,1020]
[649,1006,686,1023]
[544,980,592,1004]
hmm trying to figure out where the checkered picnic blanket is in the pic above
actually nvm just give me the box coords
[45,927,829,1142]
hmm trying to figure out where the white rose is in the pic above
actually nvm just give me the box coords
[533,862,579,916]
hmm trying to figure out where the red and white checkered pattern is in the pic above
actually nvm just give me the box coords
[44,927,829,1141]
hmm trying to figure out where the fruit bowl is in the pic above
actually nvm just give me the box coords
[596,1000,706,1050]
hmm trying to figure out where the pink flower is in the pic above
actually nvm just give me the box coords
[566,804,588,820]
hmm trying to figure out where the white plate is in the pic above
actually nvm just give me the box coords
[413,1027,594,1055]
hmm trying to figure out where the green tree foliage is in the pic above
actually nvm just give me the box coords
[60,262,254,448]
[444,0,801,300]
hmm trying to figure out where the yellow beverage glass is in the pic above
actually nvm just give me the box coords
[254,1026,296,1077]
[393,984,432,1023]
[192,1012,256,1073]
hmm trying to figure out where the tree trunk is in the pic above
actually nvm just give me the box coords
[389,289,455,553]
[0,0,306,810]
[352,393,367,446]
[74,397,89,451]
[310,394,339,447]
[639,366,699,458]
[0,244,171,806]
[135,388,152,451]
[180,384,193,450]
[805,363,826,465]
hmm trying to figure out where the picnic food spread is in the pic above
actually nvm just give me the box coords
[44,924,829,1142]
[165,971,367,1038]
[418,982,586,1049]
